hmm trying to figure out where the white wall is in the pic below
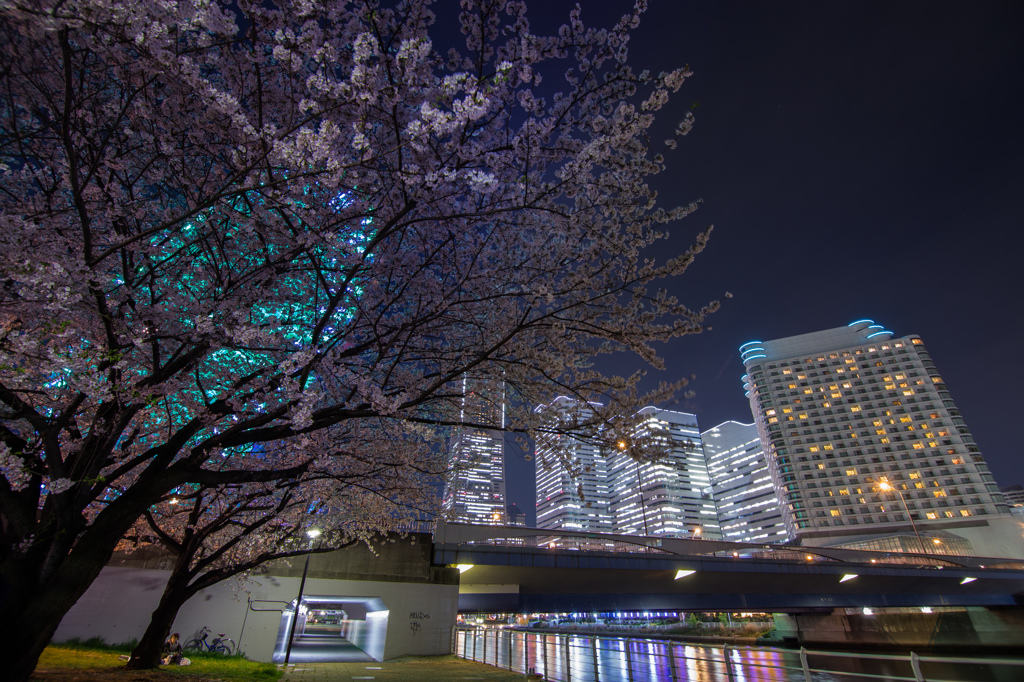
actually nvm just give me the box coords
[54,566,458,662]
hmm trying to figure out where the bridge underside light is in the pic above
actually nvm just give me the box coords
[960,576,977,584]
[455,564,475,573]
[839,574,858,583]
[921,607,933,613]
[862,607,873,615]
[674,569,696,580]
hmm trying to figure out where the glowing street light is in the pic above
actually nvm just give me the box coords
[284,529,322,665]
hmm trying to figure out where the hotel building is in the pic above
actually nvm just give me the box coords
[740,320,1013,555]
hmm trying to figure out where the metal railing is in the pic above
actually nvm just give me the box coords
[453,626,1024,682]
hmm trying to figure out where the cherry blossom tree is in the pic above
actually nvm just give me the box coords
[0,0,715,677]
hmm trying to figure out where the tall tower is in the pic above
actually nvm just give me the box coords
[608,407,720,540]
[741,320,1012,554]
[534,397,615,535]
[442,377,507,525]
[703,420,790,543]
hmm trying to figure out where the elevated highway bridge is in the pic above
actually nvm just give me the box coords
[434,522,1024,614]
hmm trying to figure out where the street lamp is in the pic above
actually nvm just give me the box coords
[878,479,926,554]
[618,440,650,537]
[284,529,321,666]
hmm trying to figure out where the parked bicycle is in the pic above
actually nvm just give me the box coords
[183,625,235,655]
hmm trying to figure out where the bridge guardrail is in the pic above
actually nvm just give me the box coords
[453,625,1024,682]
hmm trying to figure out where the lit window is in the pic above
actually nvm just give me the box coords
[797,374,806,380]
[959,509,971,517]
[885,383,897,390]
[850,406,861,412]
[788,384,797,389]
[933,490,946,497]
[951,458,963,465]
[817,463,826,470]
[823,443,833,450]
[798,413,808,419]
[783,369,792,375]
[804,389,813,394]
[822,401,831,408]
[912,339,923,345]
[913,443,925,450]
[932,377,942,383]
[845,469,857,476]
[880,438,889,444]
[839,489,849,495]
[831,392,841,398]
[842,382,852,389]
[900,416,912,423]
[783,407,793,413]
[944,511,954,518]
[937,430,948,437]
[809,446,819,452]
[830,509,842,517]
[903,390,914,396]
[876,429,886,435]
[766,409,776,416]
[928,441,938,448]
[909,472,920,479]
[926,511,938,519]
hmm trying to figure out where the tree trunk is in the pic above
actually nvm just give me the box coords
[126,558,194,670]
[0,545,115,682]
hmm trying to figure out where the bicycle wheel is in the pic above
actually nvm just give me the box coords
[182,639,202,652]
[220,639,235,655]
[213,642,232,655]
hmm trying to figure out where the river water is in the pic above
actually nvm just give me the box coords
[454,628,1024,681]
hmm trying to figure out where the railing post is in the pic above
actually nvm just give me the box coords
[667,641,678,682]
[800,647,812,682]
[723,644,735,682]
[625,638,634,682]
[564,633,571,682]
[543,634,549,681]
[508,629,513,671]
[592,636,600,682]
[910,651,926,682]
[483,628,488,665]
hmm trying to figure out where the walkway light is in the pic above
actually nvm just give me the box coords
[840,574,858,583]
[960,576,977,584]
[456,564,475,573]
[674,569,696,579]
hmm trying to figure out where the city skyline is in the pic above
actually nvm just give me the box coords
[500,1,1024,519]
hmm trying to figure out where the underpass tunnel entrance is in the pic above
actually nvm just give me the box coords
[272,596,389,663]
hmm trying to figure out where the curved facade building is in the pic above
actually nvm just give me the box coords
[741,320,1011,552]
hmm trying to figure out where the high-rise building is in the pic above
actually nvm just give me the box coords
[703,420,789,543]
[609,407,720,539]
[534,397,615,535]
[740,320,1014,555]
[535,401,719,539]
[442,377,507,525]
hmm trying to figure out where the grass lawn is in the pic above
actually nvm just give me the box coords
[33,640,281,681]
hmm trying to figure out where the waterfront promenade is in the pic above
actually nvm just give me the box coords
[279,655,524,681]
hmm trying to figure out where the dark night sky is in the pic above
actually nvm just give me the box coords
[490,1,1024,520]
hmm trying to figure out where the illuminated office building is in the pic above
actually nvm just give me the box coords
[609,407,720,539]
[534,397,615,536]
[740,320,1013,555]
[535,401,719,540]
[442,378,507,525]
[703,420,789,543]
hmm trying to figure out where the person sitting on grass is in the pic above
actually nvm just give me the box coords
[161,633,182,665]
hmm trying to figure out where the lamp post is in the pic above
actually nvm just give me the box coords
[284,529,320,666]
[619,440,650,537]
[878,479,926,554]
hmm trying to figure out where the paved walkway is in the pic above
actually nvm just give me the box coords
[279,655,536,681]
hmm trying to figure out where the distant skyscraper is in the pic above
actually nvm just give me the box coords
[534,397,615,535]
[740,320,1012,553]
[703,421,789,543]
[535,399,719,540]
[442,377,507,525]
[609,407,720,540]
